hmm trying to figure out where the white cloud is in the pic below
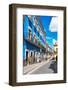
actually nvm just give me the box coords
[53,39,56,45]
[49,17,58,32]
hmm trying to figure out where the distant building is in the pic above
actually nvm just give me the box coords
[54,42,58,61]
[23,15,46,65]
[46,42,54,59]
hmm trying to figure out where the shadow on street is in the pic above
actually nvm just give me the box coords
[49,60,57,73]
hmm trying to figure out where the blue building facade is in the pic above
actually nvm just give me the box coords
[23,15,46,65]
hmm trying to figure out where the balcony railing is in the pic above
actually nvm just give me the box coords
[25,38,46,51]
[27,16,46,48]
[27,33,45,49]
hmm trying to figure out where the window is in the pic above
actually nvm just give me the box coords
[28,29,32,40]
[31,52,32,57]
[28,15,32,21]
[34,34,37,43]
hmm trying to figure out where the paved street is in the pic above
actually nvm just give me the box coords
[23,56,57,75]
[31,60,54,74]
[23,59,50,75]
[32,61,54,74]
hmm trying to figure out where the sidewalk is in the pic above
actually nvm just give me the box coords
[23,56,53,74]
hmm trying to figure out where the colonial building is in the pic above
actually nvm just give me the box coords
[54,42,58,61]
[46,42,54,59]
[23,15,46,65]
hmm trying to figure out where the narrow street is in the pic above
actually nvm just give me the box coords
[23,56,57,74]
[31,60,57,74]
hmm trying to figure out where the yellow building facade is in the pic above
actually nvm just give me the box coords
[54,42,58,61]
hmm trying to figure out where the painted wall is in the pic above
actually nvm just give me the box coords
[23,15,46,62]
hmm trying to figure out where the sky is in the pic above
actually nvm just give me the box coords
[40,16,58,48]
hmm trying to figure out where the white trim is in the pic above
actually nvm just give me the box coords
[17,8,64,82]
[25,49,29,52]
[28,26,32,30]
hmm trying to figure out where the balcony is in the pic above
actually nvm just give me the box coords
[25,38,46,51]
[24,32,46,51]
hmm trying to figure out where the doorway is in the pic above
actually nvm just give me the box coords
[26,51,28,64]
